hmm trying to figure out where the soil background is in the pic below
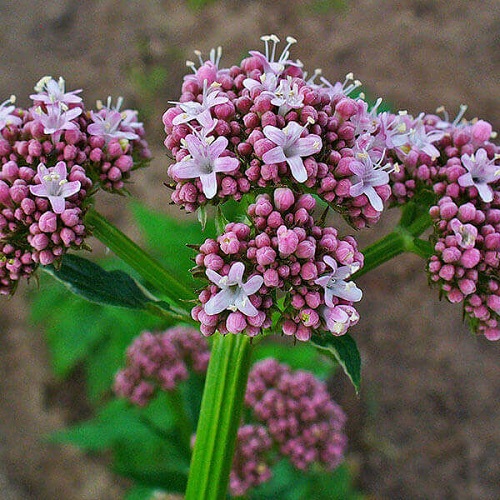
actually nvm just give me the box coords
[0,1,499,499]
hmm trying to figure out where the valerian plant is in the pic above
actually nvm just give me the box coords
[2,34,499,499]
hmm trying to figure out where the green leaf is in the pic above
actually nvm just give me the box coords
[311,333,361,393]
[44,254,163,310]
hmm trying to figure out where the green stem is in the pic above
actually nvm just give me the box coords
[356,211,434,279]
[164,388,194,453]
[185,334,253,500]
[85,208,194,307]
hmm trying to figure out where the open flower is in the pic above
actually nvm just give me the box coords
[349,150,391,211]
[0,96,22,129]
[29,162,81,213]
[249,35,299,76]
[171,81,228,127]
[30,76,82,107]
[458,148,500,203]
[406,116,444,159]
[34,103,81,136]
[205,262,264,317]
[262,121,322,183]
[88,109,139,142]
[170,132,239,199]
[315,256,362,307]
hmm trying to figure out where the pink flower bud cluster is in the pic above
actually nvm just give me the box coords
[244,358,347,474]
[113,326,210,407]
[387,111,498,205]
[163,36,397,228]
[428,196,500,340]
[0,78,150,294]
[229,424,273,497]
[192,188,363,341]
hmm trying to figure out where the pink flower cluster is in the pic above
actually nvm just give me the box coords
[114,333,347,496]
[383,108,500,340]
[229,424,273,497]
[113,326,210,406]
[428,196,500,340]
[191,188,363,341]
[0,77,150,294]
[244,358,347,473]
[163,35,400,228]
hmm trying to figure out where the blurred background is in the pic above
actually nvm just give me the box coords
[0,0,499,498]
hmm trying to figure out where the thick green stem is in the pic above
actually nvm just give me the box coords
[85,208,194,307]
[185,334,253,500]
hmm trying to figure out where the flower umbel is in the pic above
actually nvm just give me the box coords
[29,161,81,214]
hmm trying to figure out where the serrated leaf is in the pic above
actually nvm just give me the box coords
[44,254,161,310]
[311,333,361,393]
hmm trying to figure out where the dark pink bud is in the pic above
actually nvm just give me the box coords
[438,264,455,281]
[296,240,316,259]
[447,288,463,303]
[38,212,58,233]
[255,196,273,216]
[291,294,305,309]
[300,262,318,281]
[29,233,49,251]
[460,248,481,268]
[471,120,492,143]
[487,294,500,313]
[282,319,297,336]
[39,249,56,265]
[219,232,240,255]
[107,166,122,181]
[226,312,247,334]
[457,203,476,222]
[442,247,461,263]
[263,268,279,287]
[305,291,321,308]
[256,246,276,266]
[60,209,80,227]
[300,308,319,327]
[267,211,283,228]
[255,233,271,248]
[254,138,276,158]
[0,180,10,205]
[277,225,299,257]
[274,188,295,212]
[335,98,357,119]
[440,201,458,220]
[204,253,224,271]
[458,279,476,295]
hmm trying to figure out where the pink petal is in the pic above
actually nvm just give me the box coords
[314,275,330,287]
[364,186,384,212]
[262,146,287,164]
[263,125,285,146]
[476,183,493,203]
[48,195,65,214]
[29,184,48,197]
[284,121,304,143]
[287,155,307,183]
[171,159,203,180]
[37,163,49,179]
[228,262,245,284]
[208,136,229,159]
[295,135,322,156]
[205,289,233,315]
[197,109,215,129]
[213,156,239,174]
[60,180,81,198]
[185,135,206,160]
[206,269,224,287]
[458,173,473,188]
[242,275,264,296]
[200,172,218,199]
[237,297,259,317]
[349,181,365,198]
[54,161,68,180]
[323,255,337,271]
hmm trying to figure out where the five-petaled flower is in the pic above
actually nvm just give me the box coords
[204,262,264,316]
[30,76,82,107]
[349,151,391,211]
[34,103,82,137]
[170,132,239,199]
[315,255,362,307]
[88,109,139,142]
[458,148,500,203]
[171,81,228,127]
[0,96,22,129]
[262,121,322,183]
[29,162,81,214]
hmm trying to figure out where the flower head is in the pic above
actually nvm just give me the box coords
[29,162,81,213]
[170,131,239,199]
[262,121,322,182]
[315,255,362,307]
[205,262,264,317]
[458,148,500,203]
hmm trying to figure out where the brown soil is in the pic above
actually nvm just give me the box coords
[0,1,499,498]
